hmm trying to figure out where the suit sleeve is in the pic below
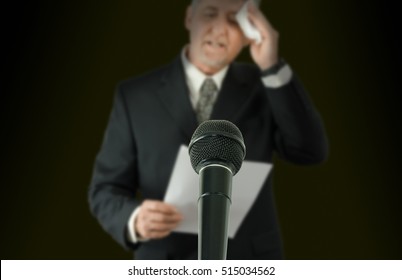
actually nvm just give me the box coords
[265,72,329,164]
[88,87,140,250]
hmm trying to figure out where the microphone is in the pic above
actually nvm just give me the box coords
[189,120,246,260]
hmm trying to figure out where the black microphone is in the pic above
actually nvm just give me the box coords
[189,120,246,260]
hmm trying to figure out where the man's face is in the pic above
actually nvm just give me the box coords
[185,0,248,75]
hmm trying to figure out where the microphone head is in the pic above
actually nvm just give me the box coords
[188,120,246,175]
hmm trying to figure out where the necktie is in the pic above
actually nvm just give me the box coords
[196,78,218,123]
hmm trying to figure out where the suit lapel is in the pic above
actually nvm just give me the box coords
[156,57,198,141]
[211,64,252,123]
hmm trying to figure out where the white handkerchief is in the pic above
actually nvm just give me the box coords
[236,1,262,44]
[164,145,273,238]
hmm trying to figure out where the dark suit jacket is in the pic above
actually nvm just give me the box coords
[89,56,328,259]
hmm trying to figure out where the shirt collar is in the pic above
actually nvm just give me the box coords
[181,46,229,93]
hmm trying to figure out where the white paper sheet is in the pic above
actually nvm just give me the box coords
[164,145,272,238]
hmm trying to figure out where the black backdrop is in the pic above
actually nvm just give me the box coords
[2,0,401,259]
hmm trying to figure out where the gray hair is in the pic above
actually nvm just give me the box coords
[190,0,201,7]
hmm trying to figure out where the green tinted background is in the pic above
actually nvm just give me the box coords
[2,0,401,259]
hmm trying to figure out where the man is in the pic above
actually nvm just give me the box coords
[89,0,328,260]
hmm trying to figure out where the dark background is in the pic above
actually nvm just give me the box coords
[2,0,401,259]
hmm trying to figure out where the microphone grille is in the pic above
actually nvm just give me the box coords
[189,120,246,175]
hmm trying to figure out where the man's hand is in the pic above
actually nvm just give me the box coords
[135,200,183,239]
[247,2,279,70]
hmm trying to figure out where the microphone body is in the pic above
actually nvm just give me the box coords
[198,164,232,260]
[189,120,245,260]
